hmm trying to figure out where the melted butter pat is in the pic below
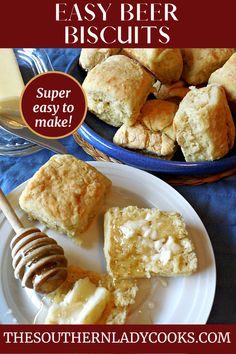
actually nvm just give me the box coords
[120,219,159,240]
[45,277,109,324]
[153,236,182,265]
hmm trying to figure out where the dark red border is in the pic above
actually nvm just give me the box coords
[0,0,235,47]
[0,325,236,354]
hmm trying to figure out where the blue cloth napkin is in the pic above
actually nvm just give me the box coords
[0,49,235,324]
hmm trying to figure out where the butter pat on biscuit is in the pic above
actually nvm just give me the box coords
[44,265,138,324]
[104,206,198,280]
[45,277,110,324]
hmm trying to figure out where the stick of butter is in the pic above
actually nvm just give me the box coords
[0,48,25,123]
[45,277,110,324]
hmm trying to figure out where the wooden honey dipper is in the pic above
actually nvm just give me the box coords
[0,188,68,294]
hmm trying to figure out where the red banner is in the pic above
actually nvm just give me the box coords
[0,325,236,354]
[0,0,235,47]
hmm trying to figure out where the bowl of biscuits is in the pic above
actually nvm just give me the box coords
[67,48,236,177]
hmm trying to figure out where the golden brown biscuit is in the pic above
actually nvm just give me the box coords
[209,52,236,103]
[113,99,177,158]
[174,84,235,162]
[19,155,112,241]
[181,48,234,85]
[82,55,154,127]
[123,48,183,83]
[79,48,121,71]
[153,80,190,101]
[104,206,198,280]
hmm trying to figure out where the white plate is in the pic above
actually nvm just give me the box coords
[0,162,216,324]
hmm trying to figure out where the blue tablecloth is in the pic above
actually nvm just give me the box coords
[0,49,235,324]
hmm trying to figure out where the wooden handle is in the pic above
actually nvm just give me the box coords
[0,188,23,232]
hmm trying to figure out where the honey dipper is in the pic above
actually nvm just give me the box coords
[0,188,68,294]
